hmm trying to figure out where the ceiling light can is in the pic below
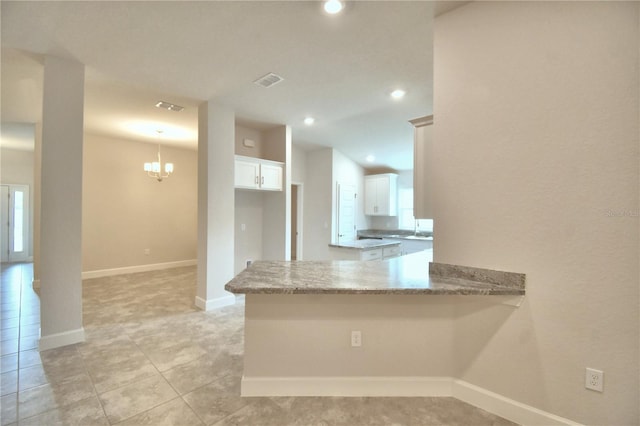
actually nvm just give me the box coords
[304,117,315,125]
[391,89,406,99]
[324,0,344,14]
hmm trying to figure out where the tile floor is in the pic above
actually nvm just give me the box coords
[0,262,517,425]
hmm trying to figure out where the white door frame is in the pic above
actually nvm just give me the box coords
[291,182,304,261]
[1,184,30,263]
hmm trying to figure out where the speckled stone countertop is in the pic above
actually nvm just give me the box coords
[328,239,401,250]
[358,229,433,241]
[225,252,525,296]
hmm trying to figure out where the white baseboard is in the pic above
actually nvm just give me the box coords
[452,380,582,426]
[32,279,40,289]
[39,327,85,351]
[82,259,197,279]
[241,376,581,426]
[194,294,236,311]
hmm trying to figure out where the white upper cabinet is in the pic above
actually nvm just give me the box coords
[364,173,398,216]
[410,115,433,219]
[259,162,283,191]
[234,155,283,191]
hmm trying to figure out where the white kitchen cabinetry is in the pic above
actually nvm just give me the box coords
[328,245,401,261]
[235,155,283,191]
[382,245,401,258]
[364,173,398,216]
[410,115,433,219]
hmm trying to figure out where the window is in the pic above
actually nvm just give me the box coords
[13,191,24,252]
[398,188,433,233]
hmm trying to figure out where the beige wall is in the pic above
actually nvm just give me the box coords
[1,147,35,257]
[234,191,264,275]
[244,294,455,378]
[435,2,638,424]
[82,133,197,272]
[291,145,306,184]
[303,148,333,260]
[235,125,263,158]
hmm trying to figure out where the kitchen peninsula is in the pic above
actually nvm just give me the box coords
[225,252,525,397]
[328,238,401,261]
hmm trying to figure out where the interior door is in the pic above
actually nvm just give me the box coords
[337,183,356,244]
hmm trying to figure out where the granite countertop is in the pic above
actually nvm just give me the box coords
[225,252,525,296]
[329,239,401,250]
[358,230,433,241]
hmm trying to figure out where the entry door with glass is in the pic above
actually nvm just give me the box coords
[0,184,30,263]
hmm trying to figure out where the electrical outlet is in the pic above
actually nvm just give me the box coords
[585,368,604,392]
[351,330,362,347]
[144,248,150,256]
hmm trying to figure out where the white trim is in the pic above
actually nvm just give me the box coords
[32,279,40,289]
[452,380,582,426]
[39,327,85,351]
[240,376,582,426]
[291,181,304,260]
[81,259,197,279]
[194,294,236,311]
[241,376,453,397]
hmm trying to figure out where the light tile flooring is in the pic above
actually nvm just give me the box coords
[1,262,517,426]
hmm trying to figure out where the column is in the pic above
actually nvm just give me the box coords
[39,56,85,350]
[196,101,236,310]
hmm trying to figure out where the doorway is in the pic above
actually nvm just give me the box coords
[1,184,30,263]
[291,183,303,260]
[336,182,356,244]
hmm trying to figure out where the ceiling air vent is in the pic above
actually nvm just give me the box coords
[253,72,284,88]
[155,101,184,112]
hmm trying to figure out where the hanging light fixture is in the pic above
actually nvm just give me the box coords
[143,130,174,182]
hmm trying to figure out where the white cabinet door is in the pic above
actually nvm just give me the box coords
[360,249,382,261]
[260,163,283,191]
[235,156,283,191]
[235,159,260,189]
[376,177,391,215]
[364,174,397,216]
[364,177,378,215]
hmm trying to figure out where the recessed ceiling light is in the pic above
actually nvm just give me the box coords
[304,117,315,125]
[366,155,375,163]
[390,89,406,100]
[324,0,344,14]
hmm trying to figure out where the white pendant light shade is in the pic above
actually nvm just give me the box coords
[165,163,174,174]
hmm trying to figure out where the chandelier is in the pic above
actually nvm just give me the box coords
[143,130,174,182]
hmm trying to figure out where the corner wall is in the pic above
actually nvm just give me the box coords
[303,148,333,260]
[435,2,639,424]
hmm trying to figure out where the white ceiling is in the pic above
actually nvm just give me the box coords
[1,1,463,170]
